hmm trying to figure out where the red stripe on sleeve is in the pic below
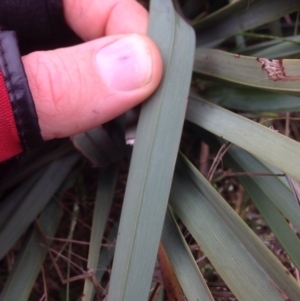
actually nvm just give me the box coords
[0,70,23,161]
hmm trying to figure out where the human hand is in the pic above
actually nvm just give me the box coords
[22,0,163,140]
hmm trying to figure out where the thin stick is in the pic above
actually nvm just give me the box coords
[296,268,300,284]
[47,248,86,274]
[207,143,232,182]
[38,294,46,301]
[46,237,90,245]
[54,201,80,264]
[238,32,300,46]
[35,220,68,284]
[41,266,48,301]
[223,172,285,177]
[260,117,300,125]
[149,283,163,301]
[285,175,300,207]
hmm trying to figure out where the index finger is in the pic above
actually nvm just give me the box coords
[63,0,149,41]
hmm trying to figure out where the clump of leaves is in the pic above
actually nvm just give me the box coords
[1,0,300,300]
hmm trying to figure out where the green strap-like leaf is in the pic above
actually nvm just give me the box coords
[186,96,300,182]
[0,142,74,194]
[0,170,44,230]
[198,132,300,271]
[0,200,62,301]
[194,48,300,95]
[223,146,300,270]
[170,154,300,301]
[194,0,300,46]
[184,125,300,235]
[107,0,195,300]
[239,35,300,59]
[224,145,300,232]
[162,209,214,301]
[82,165,118,301]
[199,85,300,112]
[95,221,119,282]
[0,154,79,259]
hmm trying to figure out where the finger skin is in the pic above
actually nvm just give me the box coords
[22,34,162,140]
[63,0,149,40]
[22,0,163,140]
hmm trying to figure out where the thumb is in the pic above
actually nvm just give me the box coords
[22,34,162,140]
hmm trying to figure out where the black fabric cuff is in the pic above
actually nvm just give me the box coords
[0,31,43,150]
[0,0,81,55]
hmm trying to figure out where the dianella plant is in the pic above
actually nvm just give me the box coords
[1,0,300,300]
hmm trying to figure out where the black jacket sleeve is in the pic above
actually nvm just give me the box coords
[0,0,82,161]
[0,0,81,55]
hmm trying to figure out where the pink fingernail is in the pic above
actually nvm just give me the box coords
[96,35,152,91]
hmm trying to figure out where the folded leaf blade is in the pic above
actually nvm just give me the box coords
[107,0,195,300]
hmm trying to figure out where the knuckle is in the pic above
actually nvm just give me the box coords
[26,51,84,116]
